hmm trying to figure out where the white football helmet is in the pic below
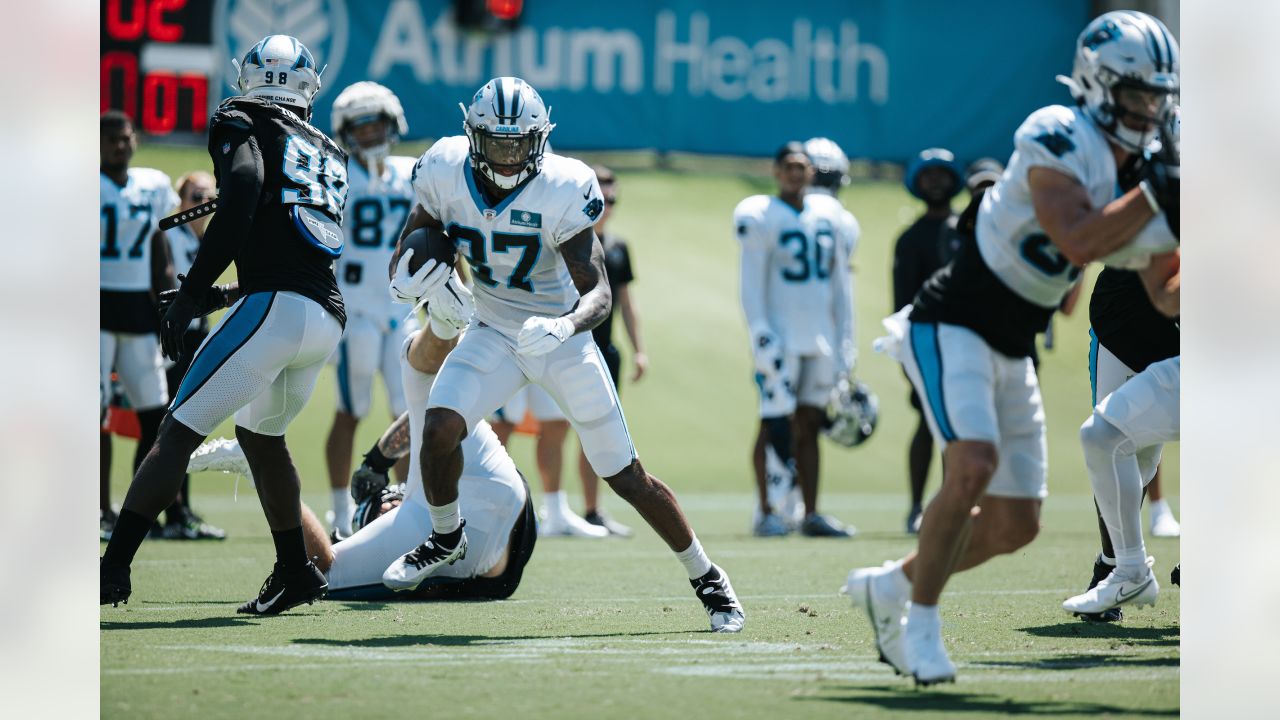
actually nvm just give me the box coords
[1059,11,1179,153]
[233,35,323,120]
[331,81,408,169]
[823,380,879,448]
[461,77,554,191]
[804,137,850,194]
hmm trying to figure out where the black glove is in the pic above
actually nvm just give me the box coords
[158,274,232,318]
[1141,158,1179,239]
[160,290,200,361]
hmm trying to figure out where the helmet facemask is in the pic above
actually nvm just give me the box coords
[1103,79,1178,153]
[464,124,549,191]
[342,114,396,172]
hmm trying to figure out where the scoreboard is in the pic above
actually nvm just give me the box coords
[100,0,216,136]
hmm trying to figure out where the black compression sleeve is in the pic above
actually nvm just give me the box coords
[892,234,917,311]
[181,133,262,295]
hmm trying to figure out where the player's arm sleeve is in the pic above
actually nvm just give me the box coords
[891,232,917,311]
[182,127,262,294]
[736,208,771,337]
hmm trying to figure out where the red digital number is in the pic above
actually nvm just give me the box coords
[148,0,186,42]
[101,51,138,119]
[179,73,209,133]
[105,0,146,41]
[143,72,179,134]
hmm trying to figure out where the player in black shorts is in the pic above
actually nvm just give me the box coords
[101,35,349,616]
[573,165,643,536]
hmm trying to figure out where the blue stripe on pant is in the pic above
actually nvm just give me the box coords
[336,339,353,413]
[1088,328,1100,407]
[909,323,958,442]
[169,293,275,412]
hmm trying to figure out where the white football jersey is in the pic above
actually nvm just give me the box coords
[976,105,1117,308]
[336,155,417,321]
[735,193,858,355]
[100,168,178,291]
[168,222,201,278]
[411,136,604,337]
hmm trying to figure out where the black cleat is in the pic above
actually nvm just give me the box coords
[1075,556,1123,623]
[100,561,131,607]
[584,509,634,537]
[236,562,328,615]
[1171,564,1179,586]
[350,463,389,504]
[161,508,227,540]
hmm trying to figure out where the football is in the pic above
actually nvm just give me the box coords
[400,225,457,275]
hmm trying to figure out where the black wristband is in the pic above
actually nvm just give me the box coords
[363,445,397,474]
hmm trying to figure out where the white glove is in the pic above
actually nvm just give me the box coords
[516,316,575,357]
[750,326,784,379]
[388,249,450,305]
[427,272,474,340]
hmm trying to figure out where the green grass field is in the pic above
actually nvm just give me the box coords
[101,144,1179,718]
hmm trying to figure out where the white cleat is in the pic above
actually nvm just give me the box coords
[841,562,910,675]
[1063,563,1159,615]
[187,437,252,478]
[691,564,745,633]
[1149,500,1181,537]
[382,523,468,591]
[538,507,609,538]
[905,616,957,686]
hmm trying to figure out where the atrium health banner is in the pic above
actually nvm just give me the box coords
[211,0,1089,162]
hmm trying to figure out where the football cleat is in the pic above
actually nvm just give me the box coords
[906,505,923,535]
[100,561,131,607]
[538,507,608,538]
[383,522,468,591]
[1075,555,1123,622]
[1063,560,1159,615]
[905,615,957,686]
[841,562,910,675]
[691,564,745,633]
[751,510,791,537]
[160,508,227,541]
[237,561,328,615]
[584,508,633,537]
[800,513,855,538]
[187,437,252,478]
[1171,564,1179,586]
[1149,499,1181,537]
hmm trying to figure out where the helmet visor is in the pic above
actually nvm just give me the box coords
[1113,81,1177,130]
[477,132,536,174]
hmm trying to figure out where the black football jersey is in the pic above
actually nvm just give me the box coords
[208,97,349,324]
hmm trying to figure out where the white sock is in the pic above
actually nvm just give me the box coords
[428,499,461,535]
[1098,553,1117,566]
[1149,498,1171,515]
[907,602,941,629]
[676,536,714,580]
[1081,413,1148,577]
[544,490,569,520]
[331,489,352,534]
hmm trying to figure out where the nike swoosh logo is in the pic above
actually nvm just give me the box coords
[255,588,285,613]
[1116,579,1152,603]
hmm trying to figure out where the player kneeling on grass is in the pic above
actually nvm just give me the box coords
[192,324,538,603]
